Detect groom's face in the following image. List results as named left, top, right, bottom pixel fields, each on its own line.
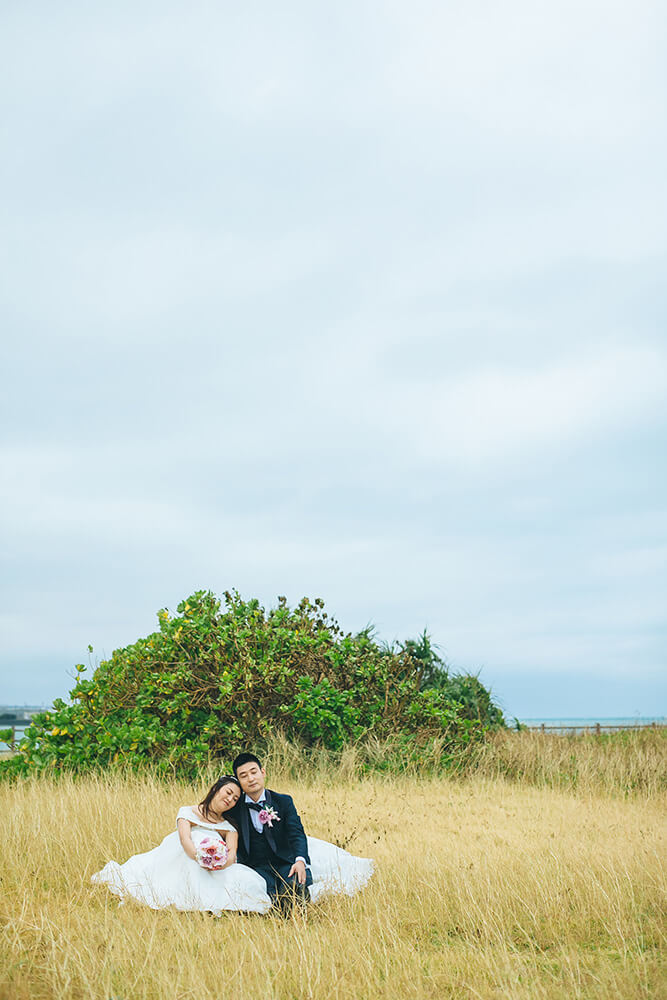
left=236, top=761, right=266, bottom=799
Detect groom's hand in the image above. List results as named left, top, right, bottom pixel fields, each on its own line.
left=288, top=859, right=307, bottom=884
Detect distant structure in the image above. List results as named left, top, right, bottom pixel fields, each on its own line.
left=0, top=706, right=45, bottom=723
left=0, top=707, right=44, bottom=748
left=0, top=709, right=34, bottom=726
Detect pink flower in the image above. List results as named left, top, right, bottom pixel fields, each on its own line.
left=258, top=806, right=280, bottom=828
left=195, top=836, right=228, bottom=871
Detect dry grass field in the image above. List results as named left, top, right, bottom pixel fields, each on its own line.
left=1, top=734, right=665, bottom=1000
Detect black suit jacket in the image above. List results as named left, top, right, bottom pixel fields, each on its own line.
left=230, top=789, right=310, bottom=868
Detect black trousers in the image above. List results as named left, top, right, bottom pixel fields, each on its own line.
left=254, top=861, right=313, bottom=902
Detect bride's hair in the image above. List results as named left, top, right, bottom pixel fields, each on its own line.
left=199, top=775, right=241, bottom=821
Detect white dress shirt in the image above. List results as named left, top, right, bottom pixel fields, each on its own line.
left=245, top=792, right=267, bottom=834
left=244, top=792, right=308, bottom=866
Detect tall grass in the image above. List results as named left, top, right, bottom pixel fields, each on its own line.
left=467, top=727, right=667, bottom=796
left=1, top=757, right=664, bottom=999
left=255, top=728, right=667, bottom=797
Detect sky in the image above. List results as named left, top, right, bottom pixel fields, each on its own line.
left=1, top=1, right=666, bottom=719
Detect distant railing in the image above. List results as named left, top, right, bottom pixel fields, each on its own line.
left=527, top=722, right=664, bottom=734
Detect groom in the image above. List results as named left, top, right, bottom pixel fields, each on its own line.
left=231, top=751, right=313, bottom=911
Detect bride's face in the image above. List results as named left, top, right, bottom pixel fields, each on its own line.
left=212, top=782, right=241, bottom=813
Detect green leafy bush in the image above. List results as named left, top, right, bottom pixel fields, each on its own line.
left=402, top=629, right=505, bottom=727
left=2, top=590, right=504, bottom=779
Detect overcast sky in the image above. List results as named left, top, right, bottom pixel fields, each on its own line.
left=2, top=1, right=666, bottom=718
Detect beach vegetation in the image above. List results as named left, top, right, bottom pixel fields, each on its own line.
left=0, top=590, right=504, bottom=779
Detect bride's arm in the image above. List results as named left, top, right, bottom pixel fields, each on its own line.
left=177, top=818, right=197, bottom=861
left=221, top=829, right=238, bottom=869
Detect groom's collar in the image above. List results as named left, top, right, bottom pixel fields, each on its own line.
left=244, top=789, right=269, bottom=804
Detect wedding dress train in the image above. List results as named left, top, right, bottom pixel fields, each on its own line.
left=92, top=806, right=374, bottom=915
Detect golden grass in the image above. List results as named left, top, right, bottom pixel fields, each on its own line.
left=229, top=727, right=667, bottom=800
left=1, top=766, right=665, bottom=1000
left=468, top=727, right=667, bottom=796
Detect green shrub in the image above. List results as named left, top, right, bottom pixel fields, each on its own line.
left=1, top=590, right=503, bottom=779
left=402, top=628, right=505, bottom=727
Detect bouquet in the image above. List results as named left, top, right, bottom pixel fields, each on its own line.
left=194, top=835, right=228, bottom=871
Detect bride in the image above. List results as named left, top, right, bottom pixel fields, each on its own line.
left=92, top=774, right=373, bottom=915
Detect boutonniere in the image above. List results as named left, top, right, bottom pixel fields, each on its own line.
left=257, top=805, right=280, bottom=827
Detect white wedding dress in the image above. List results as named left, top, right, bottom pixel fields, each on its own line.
left=92, top=806, right=374, bottom=915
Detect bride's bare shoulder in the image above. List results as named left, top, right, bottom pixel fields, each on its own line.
left=177, top=805, right=201, bottom=822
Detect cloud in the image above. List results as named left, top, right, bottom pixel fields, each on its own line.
left=0, top=2, right=665, bottom=714
left=411, top=346, right=667, bottom=463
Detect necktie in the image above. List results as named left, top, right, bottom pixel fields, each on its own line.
left=247, top=801, right=265, bottom=812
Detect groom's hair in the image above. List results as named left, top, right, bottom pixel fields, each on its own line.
left=232, top=751, right=262, bottom=776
